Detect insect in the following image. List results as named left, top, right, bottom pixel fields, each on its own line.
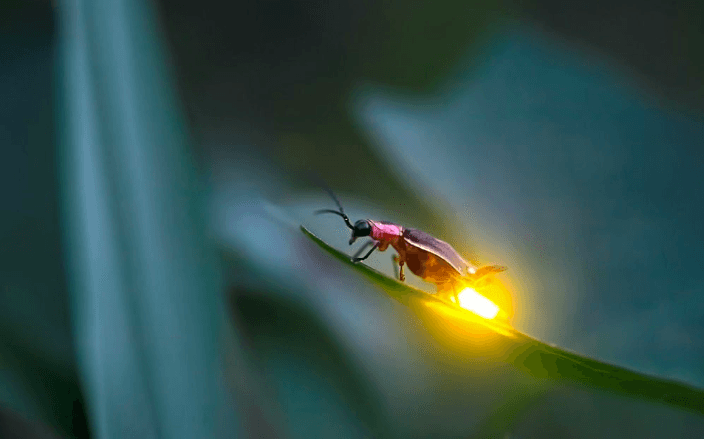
left=316, top=189, right=507, bottom=303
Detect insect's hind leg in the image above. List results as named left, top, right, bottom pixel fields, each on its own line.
left=437, top=282, right=461, bottom=305
left=392, top=255, right=405, bottom=281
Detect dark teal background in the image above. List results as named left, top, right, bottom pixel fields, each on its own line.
left=1, top=0, right=704, bottom=437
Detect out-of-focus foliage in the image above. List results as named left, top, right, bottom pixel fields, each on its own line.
left=54, top=0, right=245, bottom=437
left=2, top=0, right=704, bottom=437
left=513, top=0, right=704, bottom=111
left=0, top=1, right=88, bottom=437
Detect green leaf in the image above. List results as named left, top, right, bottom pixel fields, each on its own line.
left=301, top=225, right=704, bottom=416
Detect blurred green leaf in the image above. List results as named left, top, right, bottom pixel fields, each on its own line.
left=301, top=226, right=704, bottom=417
left=56, top=0, right=242, bottom=437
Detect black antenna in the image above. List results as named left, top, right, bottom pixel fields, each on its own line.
left=315, top=209, right=354, bottom=230
left=322, top=185, right=345, bottom=215
left=314, top=182, right=354, bottom=230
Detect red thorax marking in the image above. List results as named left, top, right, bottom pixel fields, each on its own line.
left=368, top=220, right=403, bottom=243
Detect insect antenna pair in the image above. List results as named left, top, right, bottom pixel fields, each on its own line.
left=315, top=187, right=354, bottom=230
left=315, top=188, right=373, bottom=246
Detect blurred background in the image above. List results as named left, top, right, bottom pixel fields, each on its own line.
left=1, top=0, right=704, bottom=437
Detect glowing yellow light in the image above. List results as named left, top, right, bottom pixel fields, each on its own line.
left=457, top=287, right=500, bottom=319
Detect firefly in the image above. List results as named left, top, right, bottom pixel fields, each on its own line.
left=316, top=190, right=507, bottom=304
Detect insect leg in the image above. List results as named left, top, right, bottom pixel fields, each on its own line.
left=352, top=242, right=379, bottom=263
left=352, top=241, right=373, bottom=260
left=392, top=255, right=406, bottom=281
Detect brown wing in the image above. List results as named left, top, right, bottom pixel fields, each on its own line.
left=402, top=228, right=471, bottom=276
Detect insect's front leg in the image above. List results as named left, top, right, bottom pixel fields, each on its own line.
left=392, top=254, right=405, bottom=281
left=352, top=241, right=379, bottom=263
left=352, top=241, right=373, bottom=260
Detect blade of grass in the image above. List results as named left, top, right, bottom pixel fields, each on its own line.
left=301, top=225, right=704, bottom=416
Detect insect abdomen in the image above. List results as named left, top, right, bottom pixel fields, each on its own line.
left=403, top=244, right=458, bottom=284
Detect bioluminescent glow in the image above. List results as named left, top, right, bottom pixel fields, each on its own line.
left=457, top=287, right=500, bottom=319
